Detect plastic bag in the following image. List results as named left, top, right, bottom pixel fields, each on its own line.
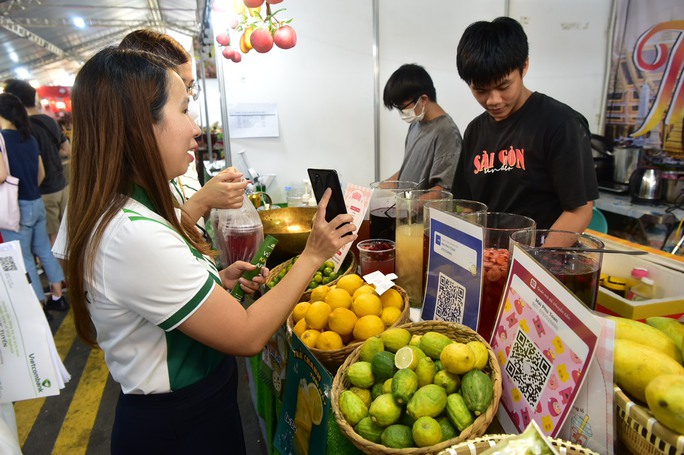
left=211, top=194, right=264, bottom=268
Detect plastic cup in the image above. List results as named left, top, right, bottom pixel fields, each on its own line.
left=357, top=239, right=396, bottom=276
left=368, top=180, right=418, bottom=241
left=510, top=229, right=604, bottom=310
left=460, top=212, right=536, bottom=341
left=394, top=189, right=453, bottom=308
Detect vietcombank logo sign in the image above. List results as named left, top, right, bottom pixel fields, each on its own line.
left=28, top=353, right=51, bottom=392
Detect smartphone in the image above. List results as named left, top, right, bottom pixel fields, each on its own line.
left=307, top=168, right=349, bottom=223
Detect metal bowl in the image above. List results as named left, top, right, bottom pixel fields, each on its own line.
left=259, top=207, right=317, bottom=265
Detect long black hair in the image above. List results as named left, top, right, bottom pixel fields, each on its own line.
left=0, top=92, right=33, bottom=141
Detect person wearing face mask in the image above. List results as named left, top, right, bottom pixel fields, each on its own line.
left=382, top=64, right=462, bottom=191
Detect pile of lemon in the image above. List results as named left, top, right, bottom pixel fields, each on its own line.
left=292, top=273, right=405, bottom=351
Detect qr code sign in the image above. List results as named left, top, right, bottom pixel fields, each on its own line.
left=505, top=328, right=551, bottom=409
left=0, top=256, right=17, bottom=272
left=434, top=272, right=465, bottom=323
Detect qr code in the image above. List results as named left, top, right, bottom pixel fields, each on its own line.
left=0, top=256, right=17, bottom=272
left=434, top=272, right=465, bottom=323
left=505, top=328, right=551, bottom=408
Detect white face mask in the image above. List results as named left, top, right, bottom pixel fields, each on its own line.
left=400, top=98, right=425, bottom=123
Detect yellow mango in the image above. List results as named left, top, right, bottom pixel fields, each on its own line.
left=608, top=316, right=682, bottom=364
left=614, top=339, right=684, bottom=403
left=645, top=375, right=684, bottom=434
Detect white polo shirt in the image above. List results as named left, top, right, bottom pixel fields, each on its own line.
left=68, top=187, right=225, bottom=394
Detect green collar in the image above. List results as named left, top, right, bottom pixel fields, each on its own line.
left=131, top=185, right=157, bottom=213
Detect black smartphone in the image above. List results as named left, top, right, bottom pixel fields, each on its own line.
left=307, top=168, right=348, bottom=223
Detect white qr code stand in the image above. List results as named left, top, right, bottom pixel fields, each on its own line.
left=490, top=245, right=613, bottom=455
left=421, top=208, right=613, bottom=454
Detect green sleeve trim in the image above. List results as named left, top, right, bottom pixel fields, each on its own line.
left=159, top=274, right=216, bottom=330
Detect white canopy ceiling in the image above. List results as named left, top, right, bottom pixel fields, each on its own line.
left=0, top=0, right=205, bottom=86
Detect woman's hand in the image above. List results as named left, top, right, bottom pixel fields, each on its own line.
left=182, top=167, right=248, bottom=224
left=220, top=261, right=270, bottom=296
left=302, top=188, right=357, bottom=264
left=199, top=167, right=247, bottom=210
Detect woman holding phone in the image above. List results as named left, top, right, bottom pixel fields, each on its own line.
left=63, top=47, right=356, bottom=454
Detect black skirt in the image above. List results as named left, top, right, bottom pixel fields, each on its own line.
left=110, top=356, right=246, bottom=455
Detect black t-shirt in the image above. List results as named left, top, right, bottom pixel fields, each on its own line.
left=452, top=92, right=599, bottom=229
left=30, top=114, right=67, bottom=194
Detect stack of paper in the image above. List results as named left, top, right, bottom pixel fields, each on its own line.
left=0, top=241, right=70, bottom=403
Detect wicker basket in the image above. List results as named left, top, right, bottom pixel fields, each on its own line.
left=614, top=384, right=684, bottom=455
left=331, top=320, right=503, bottom=455
left=438, top=434, right=599, bottom=455
left=287, top=285, right=411, bottom=373
left=267, top=251, right=358, bottom=302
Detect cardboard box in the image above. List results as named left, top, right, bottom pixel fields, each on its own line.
left=596, top=251, right=684, bottom=320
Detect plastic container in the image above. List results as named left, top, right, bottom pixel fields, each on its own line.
left=627, top=277, right=655, bottom=301
left=625, top=267, right=649, bottom=294
left=603, top=276, right=628, bottom=298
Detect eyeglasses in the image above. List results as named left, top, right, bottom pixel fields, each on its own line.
left=187, top=81, right=201, bottom=101
left=396, top=96, right=420, bottom=111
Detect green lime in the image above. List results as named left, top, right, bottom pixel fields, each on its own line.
left=359, top=337, right=384, bottom=363
left=323, top=267, right=333, bottom=276
left=325, top=260, right=334, bottom=269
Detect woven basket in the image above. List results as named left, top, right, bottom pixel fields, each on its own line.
left=287, top=285, right=411, bottom=373
left=331, top=320, right=503, bottom=455
left=438, top=434, right=598, bottom=455
left=267, top=251, right=358, bottom=301
left=614, top=384, right=684, bottom=455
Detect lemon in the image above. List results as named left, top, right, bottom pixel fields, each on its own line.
left=328, top=307, right=358, bottom=337
left=293, top=318, right=308, bottom=338
left=380, top=288, right=404, bottom=309
left=336, top=274, right=364, bottom=295
left=305, top=301, right=332, bottom=331
left=350, top=386, right=373, bottom=408
left=382, top=378, right=393, bottom=394
left=380, top=327, right=412, bottom=352
left=301, top=329, right=321, bottom=349
left=352, top=284, right=377, bottom=300
left=309, top=285, right=330, bottom=303
left=353, top=315, right=386, bottom=341
left=308, top=383, right=324, bottom=425
left=346, top=361, right=375, bottom=388
left=352, top=293, right=383, bottom=318
left=315, top=331, right=344, bottom=350
left=381, top=306, right=402, bottom=327
left=359, top=336, right=385, bottom=363
left=409, top=334, right=422, bottom=348
left=369, top=394, right=403, bottom=427
left=415, top=357, right=437, bottom=388
left=467, top=341, right=489, bottom=370
left=324, top=288, right=352, bottom=310
left=440, top=342, right=476, bottom=375
left=292, top=301, right=311, bottom=323
left=395, top=345, right=426, bottom=370
left=412, top=416, right=443, bottom=447
left=433, top=370, right=460, bottom=394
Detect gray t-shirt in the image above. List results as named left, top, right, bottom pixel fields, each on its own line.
left=398, top=113, right=462, bottom=190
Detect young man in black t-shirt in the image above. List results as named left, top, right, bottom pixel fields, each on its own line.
left=451, top=17, right=598, bottom=230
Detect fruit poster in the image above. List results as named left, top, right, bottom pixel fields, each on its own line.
left=274, top=334, right=331, bottom=455
left=422, top=207, right=483, bottom=329
left=329, top=183, right=372, bottom=273
left=493, top=245, right=601, bottom=438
